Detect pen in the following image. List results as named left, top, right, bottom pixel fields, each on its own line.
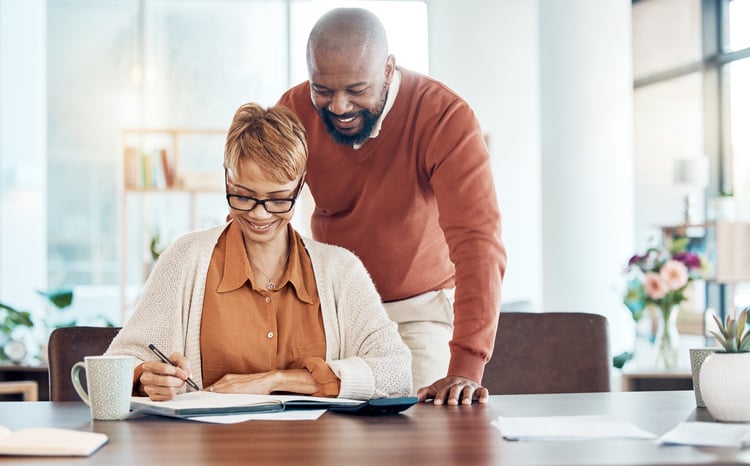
left=148, top=343, right=200, bottom=391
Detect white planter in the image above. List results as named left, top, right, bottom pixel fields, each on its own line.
left=699, top=352, right=750, bottom=422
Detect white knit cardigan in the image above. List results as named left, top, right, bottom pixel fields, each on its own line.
left=107, top=223, right=412, bottom=400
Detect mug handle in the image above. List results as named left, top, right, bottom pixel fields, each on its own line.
left=71, top=361, right=90, bottom=406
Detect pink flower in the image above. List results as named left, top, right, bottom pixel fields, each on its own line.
left=660, top=259, right=689, bottom=290
left=643, top=272, right=668, bottom=300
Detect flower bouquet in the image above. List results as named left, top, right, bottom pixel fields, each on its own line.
left=623, top=237, right=708, bottom=368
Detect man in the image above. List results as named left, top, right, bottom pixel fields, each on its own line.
left=278, top=8, right=506, bottom=406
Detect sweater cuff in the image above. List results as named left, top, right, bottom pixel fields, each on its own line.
left=327, top=358, right=375, bottom=400
left=447, top=348, right=486, bottom=384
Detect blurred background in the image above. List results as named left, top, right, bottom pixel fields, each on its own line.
left=1, top=0, right=749, bottom=364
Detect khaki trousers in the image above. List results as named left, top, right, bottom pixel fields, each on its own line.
left=383, top=289, right=455, bottom=395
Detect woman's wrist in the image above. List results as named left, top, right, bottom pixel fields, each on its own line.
left=270, top=370, right=285, bottom=392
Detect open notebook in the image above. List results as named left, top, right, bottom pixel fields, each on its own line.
left=131, top=391, right=365, bottom=418
left=0, top=425, right=108, bottom=457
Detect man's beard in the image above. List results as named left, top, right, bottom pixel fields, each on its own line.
left=316, top=106, right=382, bottom=146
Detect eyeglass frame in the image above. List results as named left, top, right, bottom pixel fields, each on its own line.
left=224, top=169, right=306, bottom=214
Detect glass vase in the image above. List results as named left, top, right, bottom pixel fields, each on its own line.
left=654, top=304, right=680, bottom=369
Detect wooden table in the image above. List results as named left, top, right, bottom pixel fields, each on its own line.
left=2, top=391, right=750, bottom=465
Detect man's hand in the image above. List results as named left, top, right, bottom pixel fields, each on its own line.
left=417, top=376, right=489, bottom=406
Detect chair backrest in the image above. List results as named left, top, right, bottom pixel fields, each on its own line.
left=47, top=326, right=122, bottom=401
left=483, top=312, right=611, bottom=394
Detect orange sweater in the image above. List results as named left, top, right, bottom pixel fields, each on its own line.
left=279, top=67, right=507, bottom=383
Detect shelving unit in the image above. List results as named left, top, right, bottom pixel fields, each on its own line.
left=118, top=128, right=226, bottom=322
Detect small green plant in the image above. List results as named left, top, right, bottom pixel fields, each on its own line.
left=708, top=308, right=750, bottom=352
left=0, top=303, right=33, bottom=337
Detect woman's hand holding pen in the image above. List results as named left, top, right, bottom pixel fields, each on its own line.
left=140, top=352, right=194, bottom=401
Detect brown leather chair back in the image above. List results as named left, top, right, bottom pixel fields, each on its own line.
left=483, top=312, right=610, bottom=394
left=47, top=326, right=122, bottom=401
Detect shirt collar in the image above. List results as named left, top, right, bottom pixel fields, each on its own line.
left=217, top=222, right=314, bottom=304
left=352, top=68, right=401, bottom=150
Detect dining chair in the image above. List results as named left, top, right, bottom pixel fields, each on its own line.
left=47, top=326, right=121, bottom=401
left=483, top=312, right=611, bottom=394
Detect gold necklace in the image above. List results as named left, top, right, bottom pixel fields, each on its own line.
left=249, top=249, right=290, bottom=291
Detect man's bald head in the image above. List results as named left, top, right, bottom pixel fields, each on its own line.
left=304, top=8, right=396, bottom=146
left=307, top=8, right=389, bottom=70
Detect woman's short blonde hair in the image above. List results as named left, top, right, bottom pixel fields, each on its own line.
left=224, top=103, right=307, bottom=183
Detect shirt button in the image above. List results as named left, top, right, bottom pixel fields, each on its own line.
left=267, top=332, right=274, bottom=339
left=265, top=297, right=271, bottom=303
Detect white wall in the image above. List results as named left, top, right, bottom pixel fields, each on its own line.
left=0, top=0, right=47, bottom=308
left=427, top=0, right=635, bottom=355
left=427, top=0, right=543, bottom=309
left=538, top=0, right=635, bottom=355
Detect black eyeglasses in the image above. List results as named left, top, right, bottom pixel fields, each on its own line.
left=225, top=173, right=305, bottom=214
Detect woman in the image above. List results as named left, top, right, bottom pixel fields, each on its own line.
left=107, top=103, right=411, bottom=401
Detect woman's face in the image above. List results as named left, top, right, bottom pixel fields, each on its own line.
left=225, top=159, right=301, bottom=247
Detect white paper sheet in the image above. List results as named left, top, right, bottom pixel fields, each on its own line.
left=492, top=415, right=657, bottom=441
left=658, top=422, right=750, bottom=447
left=185, top=409, right=328, bottom=424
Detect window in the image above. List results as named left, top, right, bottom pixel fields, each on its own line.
left=725, top=0, right=750, bottom=51
left=40, top=0, right=428, bottom=324
left=633, top=0, right=750, bottom=315
left=632, top=0, right=705, bottom=245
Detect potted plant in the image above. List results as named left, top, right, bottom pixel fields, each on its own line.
left=699, top=308, right=750, bottom=422
left=0, top=302, right=34, bottom=363
left=0, top=288, right=75, bottom=364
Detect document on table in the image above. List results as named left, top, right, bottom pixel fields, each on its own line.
left=492, top=415, right=657, bottom=441
left=187, top=409, right=328, bottom=424
left=658, top=422, right=750, bottom=447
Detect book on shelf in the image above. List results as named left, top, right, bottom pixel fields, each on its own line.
left=0, top=425, right=108, bottom=457
left=141, top=152, right=153, bottom=188
left=159, top=148, right=175, bottom=187
left=123, top=146, right=175, bottom=189
left=123, top=146, right=139, bottom=188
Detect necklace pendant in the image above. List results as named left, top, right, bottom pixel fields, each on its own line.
left=267, top=283, right=275, bottom=290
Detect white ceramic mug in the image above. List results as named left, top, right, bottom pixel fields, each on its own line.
left=71, top=355, right=134, bottom=420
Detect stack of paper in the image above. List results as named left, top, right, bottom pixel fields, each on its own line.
left=492, top=415, right=657, bottom=441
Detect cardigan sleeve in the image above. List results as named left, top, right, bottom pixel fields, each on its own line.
left=105, top=227, right=220, bottom=392
left=318, top=247, right=412, bottom=399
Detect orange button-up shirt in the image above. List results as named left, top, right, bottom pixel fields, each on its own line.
left=200, top=222, right=340, bottom=396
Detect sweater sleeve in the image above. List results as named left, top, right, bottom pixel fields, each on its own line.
left=424, top=98, right=507, bottom=383
left=105, top=227, right=219, bottom=392
left=105, top=236, right=189, bottom=364
left=320, top=248, right=413, bottom=400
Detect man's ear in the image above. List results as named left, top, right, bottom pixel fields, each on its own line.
left=385, top=54, right=396, bottom=81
